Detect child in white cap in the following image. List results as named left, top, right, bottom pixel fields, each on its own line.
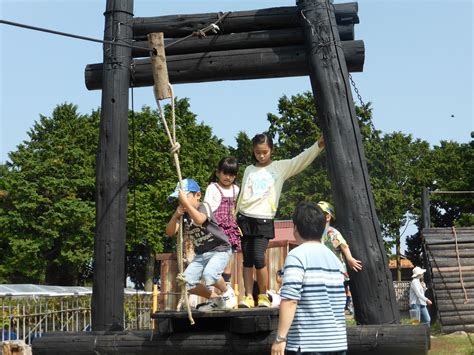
left=409, top=266, right=432, bottom=326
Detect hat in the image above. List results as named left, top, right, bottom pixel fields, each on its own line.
left=317, top=201, right=336, bottom=221
left=168, top=179, right=200, bottom=200
left=412, top=266, right=426, bottom=278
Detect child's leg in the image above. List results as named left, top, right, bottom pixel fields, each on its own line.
left=222, top=261, right=232, bottom=283
left=254, top=237, right=269, bottom=293
left=243, top=267, right=254, bottom=297
left=241, top=236, right=255, bottom=297
left=201, top=250, right=231, bottom=291
left=213, top=276, right=228, bottom=294
left=183, top=255, right=205, bottom=292
left=189, top=283, right=213, bottom=299
left=256, top=266, right=268, bottom=294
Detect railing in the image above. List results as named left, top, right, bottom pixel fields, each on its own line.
left=1, top=293, right=152, bottom=345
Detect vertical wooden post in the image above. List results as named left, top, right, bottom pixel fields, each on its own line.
left=92, top=0, right=134, bottom=331
left=297, top=0, right=399, bottom=324
left=421, top=187, right=430, bottom=229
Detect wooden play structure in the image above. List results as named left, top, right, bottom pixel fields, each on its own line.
left=421, top=188, right=474, bottom=334
left=33, top=0, right=431, bottom=353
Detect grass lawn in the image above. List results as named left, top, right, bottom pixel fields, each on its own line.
left=429, top=334, right=473, bottom=355
left=429, top=322, right=474, bottom=355
left=345, top=317, right=474, bottom=354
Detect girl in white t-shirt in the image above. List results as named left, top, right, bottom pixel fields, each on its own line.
left=204, top=157, right=241, bottom=285
left=236, top=132, right=324, bottom=308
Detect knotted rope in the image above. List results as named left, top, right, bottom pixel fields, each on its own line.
left=154, top=83, right=195, bottom=325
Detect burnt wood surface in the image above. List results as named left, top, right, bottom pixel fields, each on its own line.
left=297, top=0, right=399, bottom=324
left=92, top=0, right=133, bottom=331
left=132, top=3, right=359, bottom=39
left=86, top=40, right=364, bottom=90
left=32, top=324, right=429, bottom=355
left=132, top=27, right=355, bottom=57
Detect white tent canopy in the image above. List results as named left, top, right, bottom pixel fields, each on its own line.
left=0, top=284, right=148, bottom=297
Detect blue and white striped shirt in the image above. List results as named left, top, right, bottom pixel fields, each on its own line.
left=280, top=242, right=347, bottom=352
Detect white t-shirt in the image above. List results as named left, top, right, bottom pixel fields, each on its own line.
left=236, top=142, right=322, bottom=219
left=204, top=183, right=240, bottom=212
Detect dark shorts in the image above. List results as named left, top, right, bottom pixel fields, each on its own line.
left=236, top=213, right=275, bottom=239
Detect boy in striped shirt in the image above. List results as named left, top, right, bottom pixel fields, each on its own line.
left=272, top=201, right=347, bottom=355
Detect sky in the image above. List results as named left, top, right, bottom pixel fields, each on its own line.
left=0, top=0, right=473, bottom=249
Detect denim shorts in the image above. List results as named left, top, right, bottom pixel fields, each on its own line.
left=184, top=249, right=231, bottom=289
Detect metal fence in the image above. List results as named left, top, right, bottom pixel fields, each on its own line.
left=1, top=293, right=152, bottom=345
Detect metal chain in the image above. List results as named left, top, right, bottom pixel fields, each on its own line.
left=348, top=73, right=365, bottom=108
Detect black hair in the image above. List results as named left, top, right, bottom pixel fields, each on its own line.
left=251, top=132, right=274, bottom=163
left=292, top=201, right=326, bottom=241
left=208, top=156, right=239, bottom=184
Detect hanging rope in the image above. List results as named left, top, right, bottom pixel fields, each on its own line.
left=452, top=226, right=469, bottom=304
left=154, top=83, right=194, bottom=325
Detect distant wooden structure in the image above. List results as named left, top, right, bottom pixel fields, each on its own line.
left=423, top=227, right=474, bottom=333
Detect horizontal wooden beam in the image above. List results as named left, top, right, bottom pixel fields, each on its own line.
left=424, top=235, right=474, bottom=245
left=132, top=3, right=359, bottom=39
left=133, top=27, right=354, bottom=58
left=32, top=325, right=429, bottom=355
left=85, top=40, right=364, bottom=90
left=442, top=324, right=474, bottom=333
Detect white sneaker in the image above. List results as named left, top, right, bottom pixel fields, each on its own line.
left=197, top=297, right=225, bottom=312
left=222, top=286, right=237, bottom=309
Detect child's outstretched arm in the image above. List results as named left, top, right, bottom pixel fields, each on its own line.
left=165, top=206, right=185, bottom=236
left=279, top=134, right=325, bottom=179
left=340, top=244, right=363, bottom=272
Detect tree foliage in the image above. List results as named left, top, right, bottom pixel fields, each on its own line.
left=1, top=93, right=471, bottom=287
left=0, top=99, right=228, bottom=287
left=0, top=104, right=98, bottom=284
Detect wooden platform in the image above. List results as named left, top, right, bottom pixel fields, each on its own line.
left=152, top=307, right=279, bottom=335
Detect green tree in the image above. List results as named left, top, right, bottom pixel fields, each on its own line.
left=365, top=131, right=432, bottom=279
left=406, top=140, right=474, bottom=266
left=0, top=104, right=98, bottom=284
left=0, top=99, right=228, bottom=288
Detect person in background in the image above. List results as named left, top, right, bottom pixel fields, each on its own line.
left=272, top=201, right=347, bottom=355
left=409, top=266, right=432, bottom=326
left=236, top=132, right=325, bottom=308
left=317, top=201, right=362, bottom=313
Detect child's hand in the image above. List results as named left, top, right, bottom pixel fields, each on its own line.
left=175, top=205, right=185, bottom=217
left=317, top=135, right=325, bottom=149
left=177, top=189, right=189, bottom=206
left=347, top=257, right=362, bottom=272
